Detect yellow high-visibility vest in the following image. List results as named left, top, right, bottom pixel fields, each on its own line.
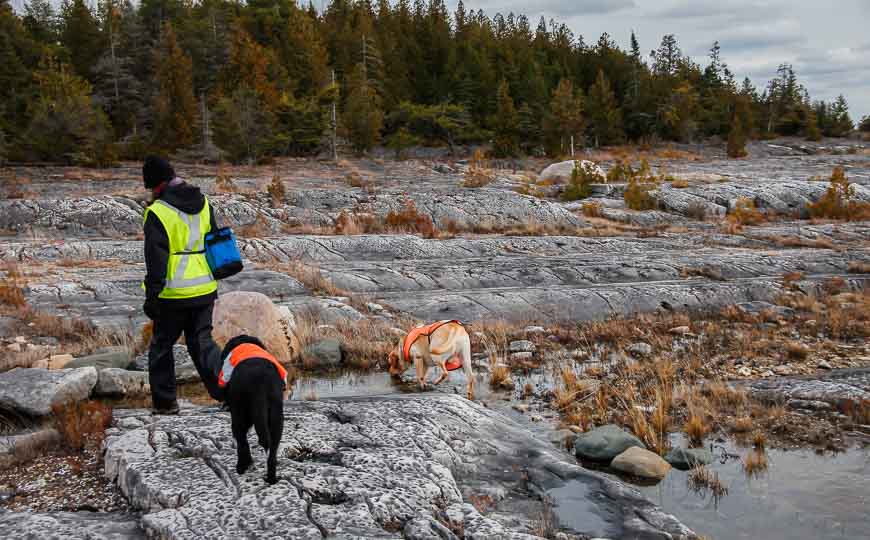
left=143, top=198, right=217, bottom=299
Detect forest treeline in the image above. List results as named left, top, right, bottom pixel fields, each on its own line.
left=1, top=0, right=868, bottom=165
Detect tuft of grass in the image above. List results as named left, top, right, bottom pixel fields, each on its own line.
left=670, top=178, right=690, bottom=188
left=51, top=400, right=113, bottom=451
left=742, top=449, right=768, bottom=478
left=267, top=174, right=286, bottom=206
left=277, top=262, right=348, bottom=297
left=728, top=197, right=764, bottom=228
left=688, top=465, right=729, bottom=505
left=463, top=149, right=496, bottom=188
left=683, top=412, right=709, bottom=447
left=385, top=200, right=438, bottom=239
left=0, top=263, right=27, bottom=307
left=731, top=416, right=753, bottom=433
left=784, top=340, right=809, bottom=360
left=752, top=431, right=767, bottom=450
left=807, top=166, right=870, bottom=221
left=581, top=201, right=603, bottom=218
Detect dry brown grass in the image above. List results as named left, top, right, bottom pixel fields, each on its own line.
left=784, top=340, right=809, bottom=360
left=215, top=165, right=237, bottom=193
left=385, top=200, right=438, bottom=238
left=688, top=465, right=728, bottom=504
left=807, top=166, right=870, bottom=221
left=581, top=201, right=603, bottom=218
left=680, top=266, right=726, bottom=281
left=0, top=263, right=26, bottom=307
left=765, top=235, right=837, bottom=250
left=670, top=178, right=690, bottom=188
left=731, top=416, right=754, bottom=433
left=463, top=149, right=496, bottom=188
left=727, top=197, right=765, bottom=228
left=267, top=174, right=286, bottom=205
left=51, top=400, right=113, bottom=451
left=742, top=449, right=768, bottom=477
left=683, top=412, right=710, bottom=447
left=782, top=271, right=804, bottom=290
left=274, top=262, right=348, bottom=297
left=752, top=431, right=767, bottom=450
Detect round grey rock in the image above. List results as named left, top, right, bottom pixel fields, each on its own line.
left=303, top=338, right=344, bottom=369
left=0, top=367, right=98, bottom=416
left=574, top=424, right=645, bottom=462
left=664, top=447, right=714, bottom=470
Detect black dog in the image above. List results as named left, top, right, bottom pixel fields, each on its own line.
left=220, top=335, right=286, bottom=484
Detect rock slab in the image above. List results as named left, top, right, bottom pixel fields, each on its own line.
left=94, top=369, right=150, bottom=398
left=0, top=510, right=145, bottom=539
left=0, top=367, right=98, bottom=416
left=104, top=395, right=695, bottom=539
left=574, top=424, right=646, bottom=462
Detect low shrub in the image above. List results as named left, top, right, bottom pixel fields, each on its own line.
left=807, top=166, right=870, bottom=220
left=52, top=400, right=113, bottom=451
left=463, top=149, right=495, bottom=188
left=728, top=197, right=764, bottom=227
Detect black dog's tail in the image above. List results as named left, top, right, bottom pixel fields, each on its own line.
left=252, top=391, right=272, bottom=450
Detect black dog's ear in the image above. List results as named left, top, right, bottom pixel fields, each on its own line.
left=221, top=335, right=268, bottom=360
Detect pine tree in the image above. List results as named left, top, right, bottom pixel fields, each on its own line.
left=23, top=0, right=58, bottom=44
left=491, top=78, right=518, bottom=157
left=212, top=85, right=275, bottom=164
left=60, top=0, right=104, bottom=81
left=828, top=95, right=853, bottom=137
left=517, top=103, right=542, bottom=155
left=586, top=69, right=623, bottom=146
left=151, top=22, right=197, bottom=152
left=23, top=53, right=114, bottom=165
left=859, top=115, right=870, bottom=134
left=804, top=107, right=822, bottom=141
left=344, top=62, right=383, bottom=153
left=545, top=78, right=584, bottom=156
left=727, top=97, right=750, bottom=158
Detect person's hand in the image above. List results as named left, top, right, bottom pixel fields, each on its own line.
left=143, top=298, right=160, bottom=320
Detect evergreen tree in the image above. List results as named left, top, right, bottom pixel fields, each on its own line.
left=517, top=103, right=542, bottom=155
left=23, top=0, right=58, bottom=44
left=60, top=0, right=104, bottom=81
left=859, top=115, right=870, bottom=134
left=344, top=62, right=383, bottom=153
left=586, top=69, right=623, bottom=146
left=212, top=85, right=275, bottom=164
left=827, top=95, right=853, bottom=137
left=151, top=22, right=197, bottom=152
left=23, top=53, right=114, bottom=165
left=727, top=96, right=750, bottom=157
left=545, top=78, right=584, bottom=156
left=804, top=107, right=822, bottom=141
left=491, top=78, right=518, bottom=157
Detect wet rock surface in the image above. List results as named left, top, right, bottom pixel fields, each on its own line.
left=103, top=395, right=695, bottom=539
left=0, top=510, right=145, bottom=539
left=745, top=368, right=870, bottom=405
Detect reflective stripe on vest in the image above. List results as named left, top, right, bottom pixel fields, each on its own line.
left=218, top=343, right=288, bottom=387
left=143, top=198, right=216, bottom=299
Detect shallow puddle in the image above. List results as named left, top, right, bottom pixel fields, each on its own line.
left=637, top=440, right=870, bottom=540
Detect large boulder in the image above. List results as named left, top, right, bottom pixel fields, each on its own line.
left=611, top=446, right=672, bottom=480
left=94, top=368, right=150, bottom=398
left=540, top=160, right=605, bottom=183
left=212, top=291, right=301, bottom=364
left=0, top=367, right=98, bottom=416
left=574, top=424, right=645, bottom=462
left=302, top=339, right=344, bottom=369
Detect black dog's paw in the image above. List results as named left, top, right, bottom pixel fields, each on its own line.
left=265, top=474, right=278, bottom=485
left=236, top=457, right=253, bottom=475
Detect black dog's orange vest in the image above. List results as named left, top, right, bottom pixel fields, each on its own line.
left=218, top=343, right=287, bottom=387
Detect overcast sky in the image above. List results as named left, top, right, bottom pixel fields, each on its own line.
left=450, top=0, right=870, bottom=122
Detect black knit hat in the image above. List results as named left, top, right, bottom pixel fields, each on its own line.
left=142, top=156, right=175, bottom=189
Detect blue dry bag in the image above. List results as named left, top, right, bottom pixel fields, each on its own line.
left=204, top=227, right=243, bottom=280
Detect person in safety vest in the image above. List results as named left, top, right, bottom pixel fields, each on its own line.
left=142, top=156, right=223, bottom=414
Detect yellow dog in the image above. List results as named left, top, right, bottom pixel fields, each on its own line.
left=388, top=320, right=474, bottom=399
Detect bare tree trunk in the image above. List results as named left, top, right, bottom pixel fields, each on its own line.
left=331, top=70, right=338, bottom=162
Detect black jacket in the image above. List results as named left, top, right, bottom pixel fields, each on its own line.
left=144, top=181, right=218, bottom=307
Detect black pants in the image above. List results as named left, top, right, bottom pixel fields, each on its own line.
left=149, top=302, right=223, bottom=406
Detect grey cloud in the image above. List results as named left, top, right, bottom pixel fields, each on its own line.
left=651, top=0, right=783, bottom=20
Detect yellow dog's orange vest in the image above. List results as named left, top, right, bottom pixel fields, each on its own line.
left=218, top=343, right=287, bottom=388
left=402, top=320, right=464, bottom=371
